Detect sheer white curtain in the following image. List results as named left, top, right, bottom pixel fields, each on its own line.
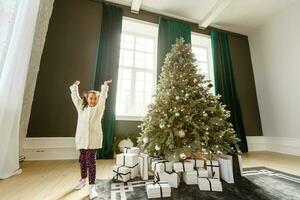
left=0, top=0, right=40, bottom=179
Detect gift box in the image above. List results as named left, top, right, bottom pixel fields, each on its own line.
left=112, top=165, right=131, bottom=182
left=116, top=153, right=138, bottom=168
left=183, top=170, right=197, bottom=185
left=129, top=164, right=139, bottom=179
left=198, top=178, right=222, bottom=191
left=123, top=147, right=140, bottom=154
left=151, top=160, right=174, bottom=174
left=154, top=171, right=180, bottom=188
left=146, top=181, right=171, bottom=199
left=139, top=153, right=149, bottom=180
left=218, top=155, right=234, bottom=183
left=186, top=159, right=205, bottom=169
left=173, top=160, right=194, bottom=172
left=183, top=168, right=208, bottom=185
left=206, top=160, right=220, bottom=179
left=148, top=157, right=163, bottom=171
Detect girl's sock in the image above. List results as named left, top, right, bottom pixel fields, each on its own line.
left=74, top=178, right=86, bottom=190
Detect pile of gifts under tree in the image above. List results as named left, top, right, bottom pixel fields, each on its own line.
left=112, top=147, right=236, bottom=199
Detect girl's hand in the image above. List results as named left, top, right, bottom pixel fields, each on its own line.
left=104, top=80, right=112, bottom=85
left=74, top=80, right=80, bottom=85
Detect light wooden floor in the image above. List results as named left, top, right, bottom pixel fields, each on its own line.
left=0, top=151, right=299, bottom=200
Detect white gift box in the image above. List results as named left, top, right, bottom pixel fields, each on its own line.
left=148, top=157, right=163, bottom=171
left=123, top=147, right=140, bottom=154
left=154, top=172, right=180, bottom=188
left=129, top=164, right=139, bottom=179
left=173, top=160, right=194, bottom=172
left=198, top=178, right=223, bottom=191
left=218, top=155, right=234, bottom=183
left=186, top=159, right=205, bottom=169
left=206, top=160, right=220, bottom=179
left=197, top=168, right=209, bottom=178
left=116, top=153, right=138, bottom=168
left=183, top=170, right=198, bottom=185
left=146, top=181, right=171, bottom=199
left=139, top=153, right=149, bottom=180
left=151, top=160, right=174, bottom=174
left=112, top=165, right=131, bottom=182
left=183, top=168, right=208, bottom=185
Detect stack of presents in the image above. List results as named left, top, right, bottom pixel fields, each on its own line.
left=112, top=147, right=236, bottom=199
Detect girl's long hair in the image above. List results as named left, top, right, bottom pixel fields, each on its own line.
left=82, top=90, right=100, bottom=110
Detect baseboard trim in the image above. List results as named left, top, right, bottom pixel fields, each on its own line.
left=23, top=137, right=79, bottom=160
left=23, top=136, right=300, bottom=160
left=246, top=136, right=300, bottom=156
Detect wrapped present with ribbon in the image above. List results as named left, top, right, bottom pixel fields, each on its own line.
left=116, top=153, right=139, bottom=168
left=183, top=168, right=208, bottom=185
left=123, top=146, right=140, bottom=154
left=173, top=159, right=194, bottom=173
left=139, top=153, right=149, bottom=180
left=186, top=159, right=205, bottom=169
left=206, top=160, right=220, bottom=179
left=129, top=163, right=139, bottom=179
left=154, top=170, right=180, bottom=188
left=146, top=180, right=171, bottom=199
left=218, top=155, right=234, bottom=183
left=198, top=177, right=222, bottom=191
left=148, top=157, right=163, bottom=171
left=112, top=165, right=131, bottom=182
left=151, top=160, right=174, bottom=174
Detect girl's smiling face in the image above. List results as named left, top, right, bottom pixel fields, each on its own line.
left=86, top=92, right=99, bottom=107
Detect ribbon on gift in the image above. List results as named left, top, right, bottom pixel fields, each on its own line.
left=149, top=156, right=163, bottom=167
left=113, top=165, right=131, bottom=181
left=153, top=160, right=168, bottom=172
left=174, top=159, right=192, bottom=172
left=152, top=172, right=163, bottom=198
left=206, top=178, right=212, bottom=191
left=121, top=154, right=139, bottom=168
left=122, top=155, right=126, bottom=166
left=206, top=160, right=219, bottom=178
left=161, top=161, right=181, bottom=177
left=124, top=147, right=130, bottom=153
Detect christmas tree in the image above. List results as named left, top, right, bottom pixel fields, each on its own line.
left=137, top=38, right=240, bottom=160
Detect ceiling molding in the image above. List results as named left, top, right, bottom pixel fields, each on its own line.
left=199, top=0, right=233, bottom=29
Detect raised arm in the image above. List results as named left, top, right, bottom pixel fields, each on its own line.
left=69, top=80, right=83, bottom=111
left=96, top=80, right=112, bottom=110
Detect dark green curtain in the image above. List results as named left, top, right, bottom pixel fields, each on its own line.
left=157, top=17, right=191, bottom=77
left=92, top=3, right=123, bottom=159
left=211, top=29, right=248, bottom=152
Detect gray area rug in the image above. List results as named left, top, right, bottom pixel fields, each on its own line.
left=95, top=167, right=300, bottom=200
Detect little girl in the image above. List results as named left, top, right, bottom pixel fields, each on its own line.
left=69, top=79, right=112, bottom=200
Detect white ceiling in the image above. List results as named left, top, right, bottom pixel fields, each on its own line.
left=106, top=0, right=298, bottom=35
left=213, top=0, right=298, bottom=34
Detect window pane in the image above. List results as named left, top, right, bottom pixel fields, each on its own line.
left=116, top=19, right=157, bottom=117
left=122, top=68, right=131, bottom=79
left=135, top=81, right=144, bottom=92
left=136, top=71, right=144, bottom=81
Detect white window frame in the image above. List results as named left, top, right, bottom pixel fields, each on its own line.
left=191, top=32, right=215, bottom=94
left=116, top=17, right=158, bottom=121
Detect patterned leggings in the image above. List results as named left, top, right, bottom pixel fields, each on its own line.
left=79, top=149, right=97, bottom=184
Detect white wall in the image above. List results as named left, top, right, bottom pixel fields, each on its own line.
left=249, top=1, right=300, bottom=140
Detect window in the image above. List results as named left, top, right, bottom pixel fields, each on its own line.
left=191, top=32, right=215, bottom=93
left=0, top=0, right=20, bottom=76
left=116, top=18, right=158, bottom=120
